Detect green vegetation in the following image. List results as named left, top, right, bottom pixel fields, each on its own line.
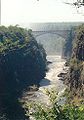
left=0, top=25, right=47, bottom=92
left=0, top=25, right=47, bottom=119
left=24, top=89, right=84, bottom=120
left=64, top=24, right=84, bottom=98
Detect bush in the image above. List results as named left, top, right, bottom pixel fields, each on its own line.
left=24, top=89, right=84, bottom=120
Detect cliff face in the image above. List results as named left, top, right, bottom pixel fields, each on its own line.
left=0, top=26, right=47, bottom=119
left=63, top=27, right=75, bottom=58
left=0, top=26, right=47, bottom=95
left=65, top=25, right=84, bottom=97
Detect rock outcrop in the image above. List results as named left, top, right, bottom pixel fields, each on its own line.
left=65, top=24, right=84, bottom=97
left=0, top=26, right=47, bottom=119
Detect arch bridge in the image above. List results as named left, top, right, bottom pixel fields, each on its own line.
left=32, top=30, right=71, bottom=39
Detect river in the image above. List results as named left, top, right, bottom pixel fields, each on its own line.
left=32, top=55, right=66, bottom=104
left=27, top=55, right=67, bottom=120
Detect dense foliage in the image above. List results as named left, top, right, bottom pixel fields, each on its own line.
left=65, top=24, right=84, bottom=97
left=25, top=89, right=84, bottom=120
left=0, top=26, right=47, bottom=119
left=0, top=25, right=47, bottom=94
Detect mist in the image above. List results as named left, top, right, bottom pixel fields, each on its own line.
left=36, top=33, right=64, bottom=55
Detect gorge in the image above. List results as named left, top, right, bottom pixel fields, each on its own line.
left=0, top=22, right=84, bottom=120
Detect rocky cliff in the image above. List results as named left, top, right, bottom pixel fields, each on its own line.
left=0, top=26, right=47, bottom=119
left=65, top=24, right=84, bottom=97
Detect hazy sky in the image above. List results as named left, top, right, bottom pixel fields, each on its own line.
left=1, top=0, right=84, bottom=25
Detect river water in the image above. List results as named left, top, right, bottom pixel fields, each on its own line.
left=36, top=55, right=66, bottom=103
left=28, top=55, right=66, bottom=120
left=26, top=55, right=67, bottom=106
left=28, top=55, right=67, bottom=120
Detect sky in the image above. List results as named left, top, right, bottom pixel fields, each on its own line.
left=1, top=0, right=84, bottom=26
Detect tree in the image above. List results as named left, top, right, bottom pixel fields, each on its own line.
left=64, top=0, right=84, bottom=8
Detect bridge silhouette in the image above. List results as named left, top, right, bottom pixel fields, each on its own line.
left=32, top=30, right=71, bottom=39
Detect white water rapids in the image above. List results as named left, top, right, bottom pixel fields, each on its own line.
left=28, top=55, right=67, bottom=120
left=34, top=55, right=66, bottom=104
left=25, top=55, right=67, bottom=106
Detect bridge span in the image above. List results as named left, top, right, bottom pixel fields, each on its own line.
left=32, top=30, right=71, bottom=39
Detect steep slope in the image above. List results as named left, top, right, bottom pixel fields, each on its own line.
left=65, top=24, right=84, bottom=97
left=0, top=26, right=47, bottom=119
